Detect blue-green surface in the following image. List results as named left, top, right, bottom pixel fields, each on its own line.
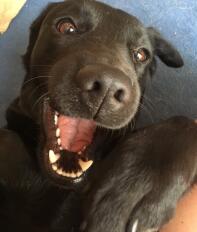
left=0, top=0, right=197, bottom=127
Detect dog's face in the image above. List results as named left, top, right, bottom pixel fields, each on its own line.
left=18, top=0, right=183, bottom=187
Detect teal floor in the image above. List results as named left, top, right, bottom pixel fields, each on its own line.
left=0, top=0, right=197, bottom=127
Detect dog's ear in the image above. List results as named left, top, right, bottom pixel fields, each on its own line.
left=23, top=3, right=58, bottom=71
left=147, top=27, right=184, bottom=68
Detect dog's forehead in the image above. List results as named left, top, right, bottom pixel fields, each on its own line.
left=44, top=0, right=148, bottom=44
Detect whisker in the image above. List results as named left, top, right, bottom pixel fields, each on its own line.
left=32, top=92, right=49, bottom=111
left=28, top=82, right=47, bottom=99
left=107, top=127, right=115, bottom=139
left=120, top=123, right=130, bottom=137
left=130, top=118, right=136, bottom=131
left=22, top=76, right=52, bottom=88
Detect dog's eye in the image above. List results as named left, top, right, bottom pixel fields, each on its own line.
left=133, top=48, right=149, bottom=63
left=57, top=19, right=77, bottom=34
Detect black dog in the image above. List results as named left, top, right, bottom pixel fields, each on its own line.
left=1, top=0, right=193, bottom=231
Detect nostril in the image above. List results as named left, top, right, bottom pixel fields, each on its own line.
left=86, top=80, right=101, bottom=92
left=114, top=89, right=125, bottom=103
left=92, top=80, right=101, bottom=91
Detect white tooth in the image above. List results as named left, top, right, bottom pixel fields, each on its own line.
left=78, top=159, right=93, bottom=172
left=56, top=128, right=60, bottom=137
left=57, top=138, right=61, bottom=145
left=83, top=146, right=86, bottom=151
left=49, top=150, right=60, bottom=163
left=56, top=168, right=63, bottom=175
left=76, top=171, right=83, bottom=177
left=70, top=172, right=77, bottom=178
left=62, top=171, right=67, bottom=177
left=132, top=220, right=139, bottom=232
left=65, top=172, right=71, bottom=177
left=62, top=172, right=82, bottom=178
left=60, top=146, right=63, bottom=150
left=52, top=164, right=58, bottom=171
left=55, top=111, right=59, bottom=116
left=78, top=151, right=82, bottom=155
left=54, top=115, right=58, bottom=125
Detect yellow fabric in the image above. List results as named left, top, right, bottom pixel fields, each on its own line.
left=0, top=0, right=26, bottom=33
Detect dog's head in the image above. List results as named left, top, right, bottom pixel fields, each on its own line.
left=9, top=0, right=183, bottom=187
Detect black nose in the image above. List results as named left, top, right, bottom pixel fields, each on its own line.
left=76, top=64, right=131, bottom=104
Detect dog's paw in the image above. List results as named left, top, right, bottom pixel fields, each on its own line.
left=130, top=219, right=158, bottom=232
left=126, top=199, right=174, bottom=232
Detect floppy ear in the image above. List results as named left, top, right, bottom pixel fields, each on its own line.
left=23, top=3, right=58, bottom=71
left=147, top=27, right=184, bottom=68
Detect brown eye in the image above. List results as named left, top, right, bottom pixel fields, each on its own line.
left=133, top=48, right=149, bottom=63
left=57, top=19, right=77, bottom=34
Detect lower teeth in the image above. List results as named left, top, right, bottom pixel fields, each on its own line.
left=48, top=149, right=93, bottom=178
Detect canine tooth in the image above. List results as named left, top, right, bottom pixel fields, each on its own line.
left=78, top=159, right=93, bottom=172
left=56, top=168, right=63, bottom=175
left=56, top=128, right=60, bottom=137
left=49, top=150, right=60, bottom=163
left=54, top=115, right=58, bottom=125
left=52, top=164, right=58, bottom=171
left=76, top=171, right=83, bottom=177
left=57, top=138, right=61, bottom=145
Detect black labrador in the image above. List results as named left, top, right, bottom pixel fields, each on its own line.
left=1, top=0, right=196, bottom=231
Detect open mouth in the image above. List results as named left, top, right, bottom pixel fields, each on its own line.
left=43, top=100, right=96, bottom=182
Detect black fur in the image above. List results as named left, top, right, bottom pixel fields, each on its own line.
left=81, top=116, right=197, bottom=232
left=1, top=1, right=194, bottom=232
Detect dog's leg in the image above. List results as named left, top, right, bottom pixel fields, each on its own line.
left=82, top=117, right=197, bottom=232
left=80, top=147, right=153, bottom=232
left=126, top=176, right=187, bottom=232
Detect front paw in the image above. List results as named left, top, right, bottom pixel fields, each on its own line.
left=127, top=199, right=174, bottom=232
left=129, top=219, right=158, bottom=232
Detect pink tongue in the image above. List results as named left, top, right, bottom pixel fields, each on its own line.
left=57, top=116, right=96, bottom=152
